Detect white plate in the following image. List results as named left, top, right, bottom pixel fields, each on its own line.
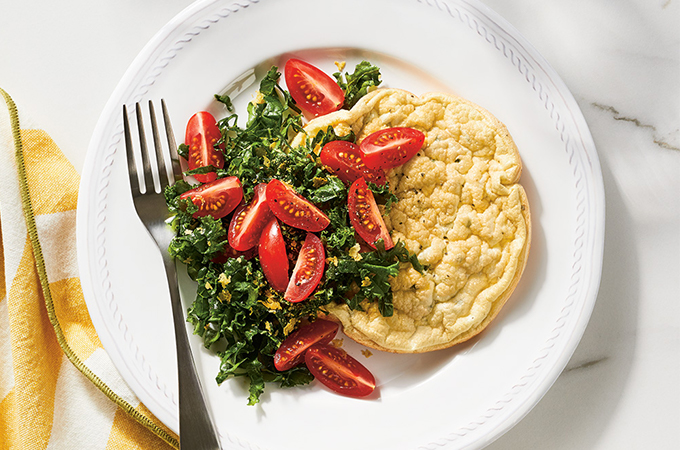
left=76, top=0, right=605, bottom=449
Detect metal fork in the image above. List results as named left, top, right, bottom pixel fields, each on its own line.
left=123, top=100, right=221, bottom=449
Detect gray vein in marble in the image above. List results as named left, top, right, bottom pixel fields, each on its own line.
left=592, top=102, right=680, bottom=151
left=564, top=356, right=609, bottom=373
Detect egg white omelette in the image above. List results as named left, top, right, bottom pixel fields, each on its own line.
left=292, top=88, right=531, bottom=353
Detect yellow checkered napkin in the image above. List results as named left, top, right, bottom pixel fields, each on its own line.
left=0, top=89, right=178, bottom=449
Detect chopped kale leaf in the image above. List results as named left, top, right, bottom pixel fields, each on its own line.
left=333, top=60, right=382, bottom=109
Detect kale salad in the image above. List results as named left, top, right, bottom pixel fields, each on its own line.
left=164, top=59, right=424, bottom=404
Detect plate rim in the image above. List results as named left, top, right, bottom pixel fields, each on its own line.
left=76, top=0, right=605, bottom=448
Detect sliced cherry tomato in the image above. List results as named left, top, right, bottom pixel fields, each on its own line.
left=305, top=343, right=376, bottom=398
left=348, top=178, right=393, bottom=250
left=266, top=179, right=330, bottom=232
left=273, top=320, right=339, bottom=371
left=184, top=111, right=225, bottom=183
left=359, top=127, right=425, bottom=170
left=353, top=232, right=375, bottom=254
left=211, top=241, right=256, bottom=263
left=179, top=176, right=243, bottom=219
left=228, top=183, right=274, bottom=251
left=320, top=140, right=386, bottom=186
left=284, top=233, right=325, bottom=303
left=284, top=58, right=345, bottom=117
left=258, top=218, right=289, bottom=292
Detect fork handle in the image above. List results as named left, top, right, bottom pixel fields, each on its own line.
left=163, top=255, right=222, bottom=449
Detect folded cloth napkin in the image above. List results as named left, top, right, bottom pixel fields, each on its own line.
left=0, top=89, right=178, bottom=449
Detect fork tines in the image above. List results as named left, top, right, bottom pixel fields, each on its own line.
left=123, top=99, right=182, bottom=195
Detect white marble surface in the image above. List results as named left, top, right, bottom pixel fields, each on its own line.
left=1, top=0, right=678, bottom=449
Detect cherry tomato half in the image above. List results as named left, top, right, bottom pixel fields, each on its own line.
left=228, top=183, right=274, bottom=251
left=348, top=178, right=393, bottom=250
left=179, top=176, right=243, bottom=219
left=259, top=218, right=289, bottom=292
left=266, top=179, right=330, bottom=232
left=184, top=111, right=225, bottom=183
left=305, top=343, right=376, bottom=398
left=359, top=127, right=425, bottom=170
left=284, top=233, right=325, bottom=303
left=273, top=319, right=339, bottom=371
left=210, top=241, right=256, bottom=263
left=320, top=140, right=386, bottom=186
left=284, top=58, right=345, bottom=117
